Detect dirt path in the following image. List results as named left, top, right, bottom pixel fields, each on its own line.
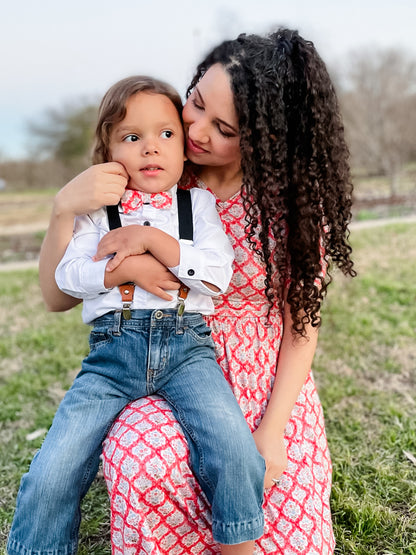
left=0, top=222, right=50, bottom=236
left=0, top=259, right=40, bottom=272
left=349, top=214, right=416, bottom=230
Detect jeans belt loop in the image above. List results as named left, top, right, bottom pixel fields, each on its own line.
left=109, top=310, right=122, bottom=336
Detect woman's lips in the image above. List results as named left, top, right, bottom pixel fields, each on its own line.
left=186, top=138, right=208, bottom=154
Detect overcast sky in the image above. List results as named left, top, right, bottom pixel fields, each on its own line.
left=2, top=0, right=416, bottom=159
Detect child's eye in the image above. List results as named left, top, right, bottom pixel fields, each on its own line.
left=124, top=134, right=140, bottom=142
left=161, top=130, right=173, bottom=139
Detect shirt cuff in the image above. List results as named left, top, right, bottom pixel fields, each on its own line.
left=169, top=243, right=220, bottom=297
left=80, top=258, right=112, bottom=295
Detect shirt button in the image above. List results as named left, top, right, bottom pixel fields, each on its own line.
left=143, top=221, right=151, bottom=226
left=187, top=269, right=195, bottom=276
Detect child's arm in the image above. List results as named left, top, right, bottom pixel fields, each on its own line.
left=95, top=189, right=234, bottom=296
left=94, top=225, right=180, bottom=271
left=95, top=225, right=221, bottom=293
left=102, top=253, right=180, bottom=301
left=168, top=189, right=234, bottom=295
left=55, top=211, right=111, bottom=299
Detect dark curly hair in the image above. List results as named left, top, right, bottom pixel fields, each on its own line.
left=188, top=28, right=356, bottom=337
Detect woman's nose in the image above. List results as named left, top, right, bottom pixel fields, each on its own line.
left=188, top=120, right=209, bottom=144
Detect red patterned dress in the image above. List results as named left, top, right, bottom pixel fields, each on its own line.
left=101, top=176, right=335, bottom=554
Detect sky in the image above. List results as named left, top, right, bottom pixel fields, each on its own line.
left=1, top=0, right=416, bottom=159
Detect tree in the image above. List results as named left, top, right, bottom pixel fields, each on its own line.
left=28, top=99, right=98, bottom=178
left=340, top=48, right=416, bottom=195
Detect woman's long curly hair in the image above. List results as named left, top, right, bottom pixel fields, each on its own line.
left=188, top=28, right=356, bottom=337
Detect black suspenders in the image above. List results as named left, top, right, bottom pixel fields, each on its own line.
left=176, top=188, right=193, bottom=242
left=106, top=203, right=122, bottom=231
left=105, top=188, right=193, bottom=317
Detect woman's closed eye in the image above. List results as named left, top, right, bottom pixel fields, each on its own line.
left=191, top=98, right=204, bottom=111
left=217, top=125, right=236, bottom=138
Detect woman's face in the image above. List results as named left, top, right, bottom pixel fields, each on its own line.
left=182, top=64, right=241, bottom=171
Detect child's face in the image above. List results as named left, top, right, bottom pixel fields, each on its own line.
left=109, top=92, right=186, bottom=193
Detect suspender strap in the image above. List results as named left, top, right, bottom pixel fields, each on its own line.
left=106, top=203, right=133, bottom=317
left=175, top=189, right=192, bottom=312
left=107, top=203, right=122, bottom=230
left=176, top=188, right=193, bottom=242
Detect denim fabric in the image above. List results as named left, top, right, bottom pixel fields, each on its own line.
left=8, top=309, right=265, bottom=554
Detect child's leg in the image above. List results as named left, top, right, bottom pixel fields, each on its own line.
left=7, top=371, right=130, bottom=555
left=156, top=317, right=265, bottom=549
left=6, top=311, right=146, bottom=555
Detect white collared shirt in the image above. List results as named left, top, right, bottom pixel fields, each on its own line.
left=56, top=185, right=234, bottom=323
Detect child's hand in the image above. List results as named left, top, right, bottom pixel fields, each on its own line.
left=94, top=226, right=148, bottom=272
left=55, top=162, right=128, bottom=217
left=252, top=427, right=288, bottom=489
left=102, top=253, right=180, bottom=301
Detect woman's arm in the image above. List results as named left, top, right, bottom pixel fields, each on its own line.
left=252, top=298, right=319, bottom=488
left=39, top=163, right=128, bottom=311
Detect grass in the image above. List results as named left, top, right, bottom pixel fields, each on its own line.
left=0, top=272, right=110, bottom=554
left=314, top=222, right=416, bottom=554
left=0, top=223, right=415, bottom=554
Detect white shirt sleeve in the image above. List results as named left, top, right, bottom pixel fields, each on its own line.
left=168, top=189, right=234, bottom=296
left=55, top=210, right=110, bottom=299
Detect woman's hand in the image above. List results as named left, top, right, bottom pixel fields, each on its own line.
left=252, top=425, right=288, bottom=489
left=94, top=226, right=150, bottom=271
left=54, top=162, right=128, bottom=217
left=103, top=253, right=180, bottom=301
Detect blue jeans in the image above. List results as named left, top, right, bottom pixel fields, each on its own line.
left=8, top=309, right=265, bottom=554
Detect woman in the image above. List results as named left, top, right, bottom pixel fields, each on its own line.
left=39, top=29, right=355, bottom=554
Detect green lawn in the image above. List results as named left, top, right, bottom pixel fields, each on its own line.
left=0, top=222, right=415, bottom=554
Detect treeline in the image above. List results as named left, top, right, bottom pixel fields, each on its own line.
left=1, top=47, right=416, bottom=194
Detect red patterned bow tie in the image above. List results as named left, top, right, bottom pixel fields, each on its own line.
left=121, top=189, right=173, bottom=213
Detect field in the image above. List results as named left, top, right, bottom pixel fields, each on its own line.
left=0, top=190, right=415, bottom=554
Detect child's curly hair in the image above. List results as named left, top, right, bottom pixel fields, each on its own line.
left=188, top=28, right=356, bottom=337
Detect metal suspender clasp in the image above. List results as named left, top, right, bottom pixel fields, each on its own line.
left=177, top=283, right=190, bottom=316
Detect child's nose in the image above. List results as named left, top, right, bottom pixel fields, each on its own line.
left=144, top=147, right=159, bottom=156
left=142, top=143, right=159, bottom=155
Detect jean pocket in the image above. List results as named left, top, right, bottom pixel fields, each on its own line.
left=186, top=321, right=214, bottom=344
left=89, top=330, right=112, bottom=351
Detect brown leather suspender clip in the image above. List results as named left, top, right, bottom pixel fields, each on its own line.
left=118, top=282, right=135, bottom=320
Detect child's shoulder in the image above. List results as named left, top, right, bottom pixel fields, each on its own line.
left=74, top=207, right=109, bottom=232
left=188, top=186, right=216, bottom=208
